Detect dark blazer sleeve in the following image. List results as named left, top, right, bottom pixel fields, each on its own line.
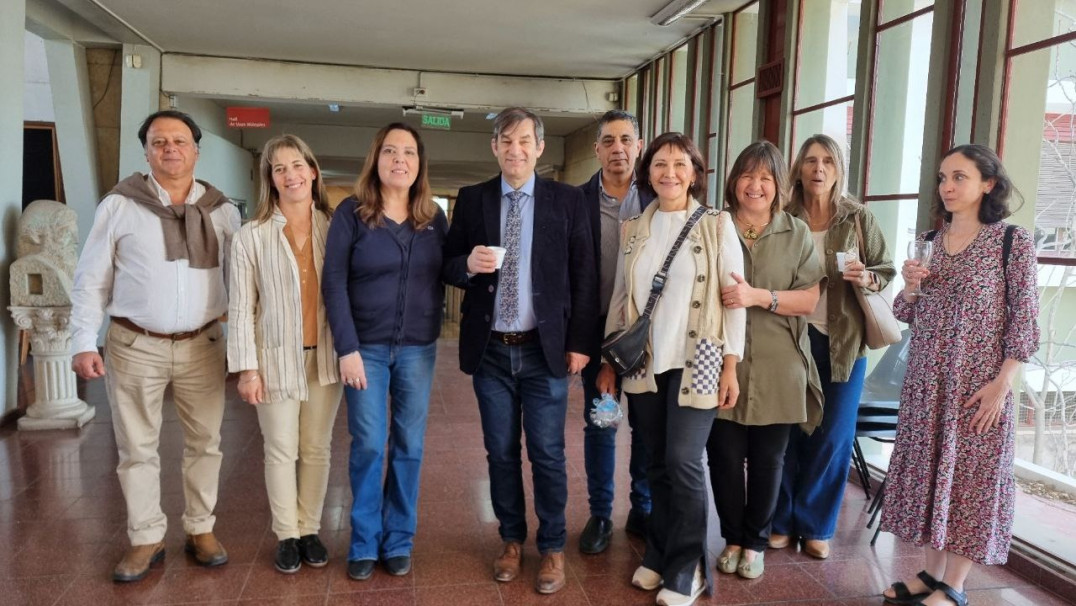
left=564, top=184, right=598, bottom=356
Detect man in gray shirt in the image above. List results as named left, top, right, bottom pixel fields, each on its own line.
left=577, top=110, right=654, bottom=554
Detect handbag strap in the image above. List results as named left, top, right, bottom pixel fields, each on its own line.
left=853, top=212, right=866, bottom=263
left=640, top=205, right=708, bottom=319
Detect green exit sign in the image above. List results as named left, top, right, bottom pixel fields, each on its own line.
left=421, top=114, right=452, bottom=130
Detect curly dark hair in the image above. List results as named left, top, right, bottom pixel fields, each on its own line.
left=935, top=144, right=1019, bottom=224
left=637, top=132, right=707, bottom=203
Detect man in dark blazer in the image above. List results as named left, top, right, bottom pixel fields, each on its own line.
left=444, top=107, right=597, bottom=595
left=576, top=110, right=655, bottom=556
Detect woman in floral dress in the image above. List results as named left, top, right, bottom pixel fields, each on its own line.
left=880, top=145, right=1039, bottom=606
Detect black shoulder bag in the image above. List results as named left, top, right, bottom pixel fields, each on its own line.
left=601, top=206, right=707, bottom=375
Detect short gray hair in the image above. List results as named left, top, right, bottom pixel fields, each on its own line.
left=492, top=107, right=545, bottom=142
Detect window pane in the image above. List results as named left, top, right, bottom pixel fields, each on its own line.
left=726, top=83, right=755, bottom=174
left=878, top=0, right=932, bottom=26
left=654, top=58, right=667, bottom=133
left=792, top=101, right=853, bottom=159
left=998, top=42, right=1076, bottom=566
left=669, top=45, right=689, bottom=133
left=795, top=0, right=861, bottom=110
left=866, top=14, right=933, bottom=196
left=731, top=2, right=759, bottom=84
left=1012, top=0, right=1076, bottom=49
left=625, top=74, right=638, bottom=116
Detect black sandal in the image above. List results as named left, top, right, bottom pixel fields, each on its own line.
left=915, top=581, right=968, bottom=606
left=884, top=570, right=939, bottom=605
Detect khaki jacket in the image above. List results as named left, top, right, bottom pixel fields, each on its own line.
left=605, top=199, right=745, bottom=409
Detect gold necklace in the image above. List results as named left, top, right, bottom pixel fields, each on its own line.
left=946, top=225, right=982, bottom=254
left=736, top=214, right=770, bottom=240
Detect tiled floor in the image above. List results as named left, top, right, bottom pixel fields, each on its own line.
left=1, top=340, right=1071, bottom=605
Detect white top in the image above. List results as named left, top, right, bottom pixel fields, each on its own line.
left=632, top=209, right=744, bottom=373
left=806, top=230, right=829, bottom=335
left=70, top=174, right=241, bottom=354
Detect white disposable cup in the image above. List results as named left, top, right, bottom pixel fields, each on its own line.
left=488, top=246, right=507, bottom=269
left=835, top=251, right=850, bottom=273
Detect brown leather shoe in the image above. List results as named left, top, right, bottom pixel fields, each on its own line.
left=536, top=551, right=566, bottom=594
left=803, top=538, right=830, bottom=559
left=185, top=532, right=228, bottom=567
left=493, top=541, right=522, bottom=582
left=112, top=542, right=165, bottom=582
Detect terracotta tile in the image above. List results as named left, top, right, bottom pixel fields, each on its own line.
left=327, top=560, right=415, bottom=593
left=737, top=561, right=835, bottom=603
left=413, top=549, right=495, bottom=587
left=239, top=561, right=331, bottom=599
left=54, top=573, right=162, bottom=606
left=495, top=576, right=591, bottom=605
left=325, top=588, right=415, bottom=605
left=416, top=582, right=503, bottom=605
left=577, top=573, right=654, bottom=605
left=0, top=576, right=75, bottom=606
left=798, top=559, right=890, bottom=598
left=147, top=562, right=251, bottom=603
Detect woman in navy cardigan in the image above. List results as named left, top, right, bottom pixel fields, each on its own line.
left=322, top=123, right=448, bottom=582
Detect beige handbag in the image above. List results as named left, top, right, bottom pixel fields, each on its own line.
left=852, top=214, right=901, bottom=349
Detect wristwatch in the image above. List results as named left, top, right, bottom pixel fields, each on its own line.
left=768, top=290, right=778, bottom=312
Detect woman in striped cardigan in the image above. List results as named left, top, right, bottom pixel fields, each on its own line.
left=227, top=134, right=342, bottom=574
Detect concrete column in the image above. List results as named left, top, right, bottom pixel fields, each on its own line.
left=1, top=0, right=26, bottom=416
left=118, top=44, right=161, bottom=179
left=44, top=39, right=101, bottom=255
left=7, top=307, right=94, bottom=430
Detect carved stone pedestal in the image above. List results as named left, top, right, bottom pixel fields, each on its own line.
left=8, top=306, right=95, bottom=430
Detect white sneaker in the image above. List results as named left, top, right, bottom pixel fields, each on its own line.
left=655, top=563, right=704, bottom=606
left=632, top=565, right=662, bottom=590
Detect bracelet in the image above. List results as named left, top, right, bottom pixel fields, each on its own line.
left=768, top=290, right=779, bottom=312
left=240, top=375, right=260, bottom=385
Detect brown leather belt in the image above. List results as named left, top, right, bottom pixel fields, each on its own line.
left=490, top=330, right=538, bottom=346
left=111, top=316, right=217, bottom=341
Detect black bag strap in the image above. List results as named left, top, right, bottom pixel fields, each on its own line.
left=925, top=223, right=1017, bottom=301
left=640, top=205, right=708, bottom=319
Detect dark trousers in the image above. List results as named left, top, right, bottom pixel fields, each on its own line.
left=472, top=339, right=569, bottom=553
left=630, top=370, right=715, bottom=596
left=580, top=345, right=651, bottom=519
left=707, top=419, right=792, bottom=552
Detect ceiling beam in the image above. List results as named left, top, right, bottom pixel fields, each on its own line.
left=161, top=54, right=620, bottom=115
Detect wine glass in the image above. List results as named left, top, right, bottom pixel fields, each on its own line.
left=906, top=240, right=933, bottom=296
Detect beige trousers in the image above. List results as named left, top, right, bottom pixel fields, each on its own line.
left=104, top=321, right=227, bottom=545
left=256, top=350, right=343, bottom=540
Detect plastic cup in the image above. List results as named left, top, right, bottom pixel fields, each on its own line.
left=835, top=251, right=850, bottom=273
left=488, top=246, right=507, bottom=269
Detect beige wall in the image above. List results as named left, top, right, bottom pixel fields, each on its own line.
left=561, top=122, right=600, bottom=186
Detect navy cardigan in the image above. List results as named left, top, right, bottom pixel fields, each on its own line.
left=322, top=197, right=451, bottom=356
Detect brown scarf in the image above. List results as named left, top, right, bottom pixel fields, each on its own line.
left=110, top=173, right=230, bottom=269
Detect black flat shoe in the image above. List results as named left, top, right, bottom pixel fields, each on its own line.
left=915, top=582, right=968, bottom=606
left=579, top=516, right=613, bottom=554
left=383, top=555, right=412, bottom=576
left=625, top=509, right=649, bottom=538
left=274, top=539, right=301, bottom=574
left=884, top=570, right=939, bottom=604
left=347, top=559, right=376, bottom=581
left=297, top=534, right=328, bottom=567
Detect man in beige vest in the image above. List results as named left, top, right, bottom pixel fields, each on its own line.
left=71, top=110, right=241, bottom=582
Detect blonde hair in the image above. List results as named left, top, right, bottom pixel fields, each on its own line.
left=253, top=134, right=331, bottom=223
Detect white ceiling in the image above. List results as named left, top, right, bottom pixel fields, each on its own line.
left=91, top=0, right=737, bottom=79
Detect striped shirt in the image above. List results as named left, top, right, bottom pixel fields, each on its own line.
left=227, top=207, right=339, bottom=402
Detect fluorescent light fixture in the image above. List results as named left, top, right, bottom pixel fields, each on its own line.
left=402, top=105, right=464, bottom=118
left=328, top=104, right=340, bottom=112
left=650, top=0, right=708, bottom=26
left=485, top=112, right=498, bottom=120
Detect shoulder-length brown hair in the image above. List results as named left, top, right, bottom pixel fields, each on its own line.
left=724, top=140, right=789, bottom=215
left=934, top=144, right=1019, bottom=224
left=637, top=132, right=707, bottom=203
left=786, top=133, right=860, bottom=223
left=253, top=134, right=331, bottom=224
left=354, top=122, right=436, bottom=230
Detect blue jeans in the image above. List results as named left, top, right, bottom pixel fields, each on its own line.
left=473, top=339, right=569, bottom=553
left=345, top=342, right=436, bottom=562
left=581, top=353, right=651, bottom=518
left=772, top=326, right=867, bottom=540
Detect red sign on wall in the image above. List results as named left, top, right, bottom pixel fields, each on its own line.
left=226, top=107, right=270, bottom=128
